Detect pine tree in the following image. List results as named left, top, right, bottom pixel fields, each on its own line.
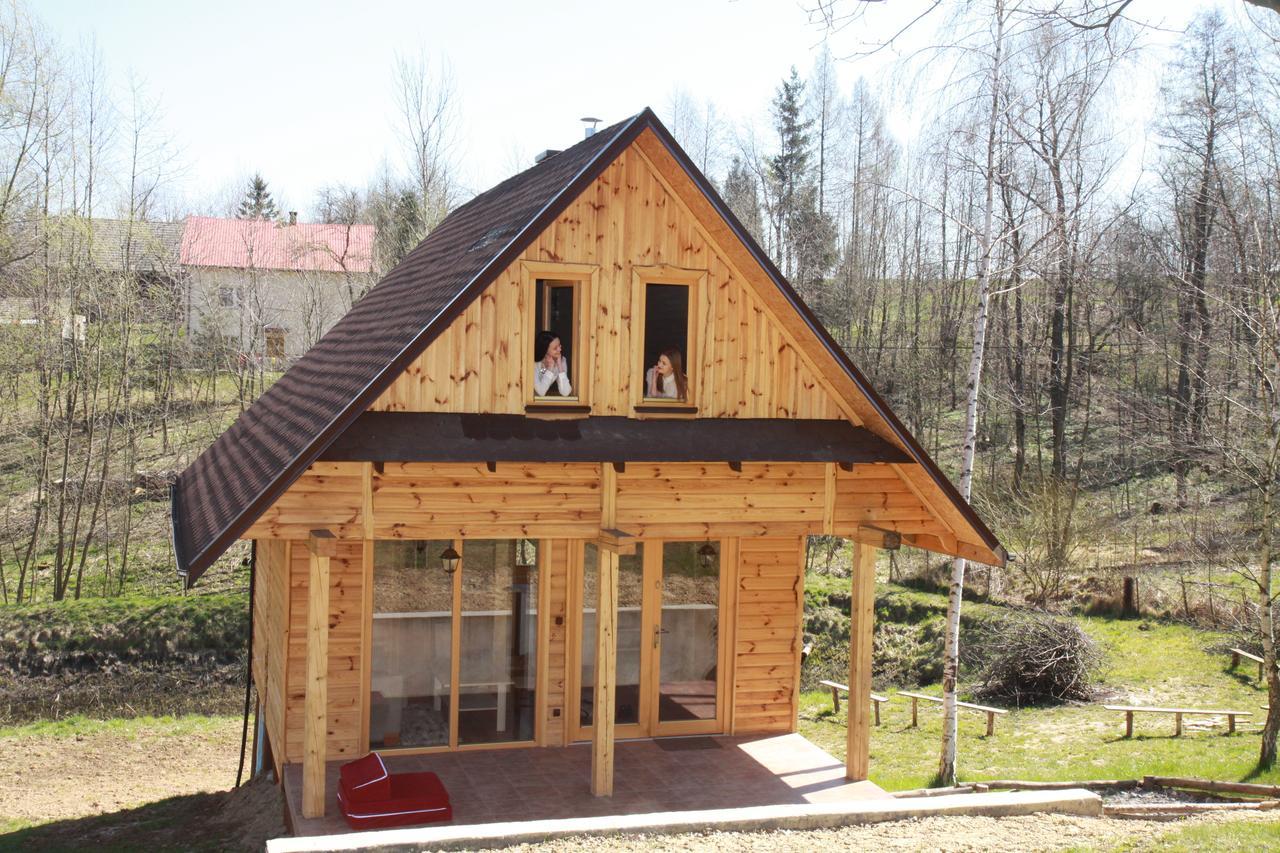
left=237, top=173, right=281, bottom=221
left=767, top=67, right=815, bottom=281
left=723, top=156, right=764, bottom=246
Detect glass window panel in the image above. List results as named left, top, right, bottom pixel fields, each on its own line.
left=642, top=283, right=690, bottom=400
left=534, top=279, right=577, bottom=398
left=459, top=539, right=539, bottom=744
left=369, top=540, right=454, bottom=750
left=658, top=541, right=719, bottom=722
left=579, top=543, right=644, bottom=728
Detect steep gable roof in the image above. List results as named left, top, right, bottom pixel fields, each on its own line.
left=172, top=108, right=1004, bottom=584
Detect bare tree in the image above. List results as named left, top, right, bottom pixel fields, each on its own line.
left=391, top=50, right=458, bottom=238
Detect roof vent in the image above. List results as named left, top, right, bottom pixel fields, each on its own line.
left=534, top=149, right=561, bottom=164
left=581, top=116, right=601, bottom=138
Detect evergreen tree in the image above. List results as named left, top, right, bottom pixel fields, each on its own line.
left=767, top=67, right=815, bottom=281
left=723, top=156, right=764, bottom=246
left=237, top=173, right=281, bottom=221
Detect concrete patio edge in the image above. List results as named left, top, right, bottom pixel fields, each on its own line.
left=265, top=788, right=1104, bottom=852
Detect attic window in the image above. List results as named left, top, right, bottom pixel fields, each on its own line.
left=521, top=261, right=597, bottom=412
left=468, top=225, right=517, bottom=253
left=632, top=266, right=705, bottom=413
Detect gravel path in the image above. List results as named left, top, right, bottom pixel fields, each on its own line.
left=502, top=811, right=1280, bottom=852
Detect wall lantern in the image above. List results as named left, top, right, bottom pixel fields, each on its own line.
left=439, top=545, right=461, bottom=575
left=697, top=542, right=717, bottom=569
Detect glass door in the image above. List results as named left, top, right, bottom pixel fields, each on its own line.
left=571, top=539, right=725, bottom=741
left=573, top=542, right=649, bottom=741
left=651, top=541, right=722, bottom=736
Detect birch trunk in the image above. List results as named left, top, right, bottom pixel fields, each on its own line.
left=939, top=0, right=1004, bottom=788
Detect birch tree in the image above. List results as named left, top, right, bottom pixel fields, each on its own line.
left=939, top=0, right=1010, bottom=787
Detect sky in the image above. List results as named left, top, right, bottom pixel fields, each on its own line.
left=37, top=0, right=1220, bottom=220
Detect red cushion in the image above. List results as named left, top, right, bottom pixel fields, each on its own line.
left=337, top=770, right=452, bottom=830
left=339, top=753, right=391, bottom=804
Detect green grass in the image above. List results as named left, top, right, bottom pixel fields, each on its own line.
left=0, top=714, right=238, bottom=741
left=800, top=590, right=1280, bottom=792
left=1118, top=819, right=1280, bottom=851
left=0, top=592, right=248, bottom=665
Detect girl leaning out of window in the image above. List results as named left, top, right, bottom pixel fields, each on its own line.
left=534, top=330, right=572, bottom=397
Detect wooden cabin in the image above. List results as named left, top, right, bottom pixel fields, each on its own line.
left=170, top=108, right=1005, bottom=822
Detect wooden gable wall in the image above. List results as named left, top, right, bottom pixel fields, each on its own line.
left=369, top=145, right=846, bottom=420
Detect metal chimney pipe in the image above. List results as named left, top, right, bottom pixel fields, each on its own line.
left=581, top=116, right=601, bottom=138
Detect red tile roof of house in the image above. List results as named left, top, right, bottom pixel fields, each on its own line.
left=179, top=216, right=375, bottom=273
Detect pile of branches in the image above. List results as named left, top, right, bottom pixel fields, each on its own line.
left=969, top=613, right=1102, bottom=706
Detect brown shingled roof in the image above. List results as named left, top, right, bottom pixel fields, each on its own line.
left=172, top=107, right=1005, bottom=584
left=172, top=113, right=650, bottom=582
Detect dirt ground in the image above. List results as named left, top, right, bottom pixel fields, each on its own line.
left=0, top=717, right=243, bottom=825
left=0, top=716, right=285, bottom=852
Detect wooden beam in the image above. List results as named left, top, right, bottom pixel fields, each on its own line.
left=302, top=535, right=332, bottom=817
left=847, top=541, right=876, bottom=781
left=823, top=463, right=837, bottom=536
left=591, top=546, right=619, bottom=797
left=306, top=529, right=337, bottom=557
left=595, top=527, right=638, bottom=556
left=601, top=463, right=618, bottom=529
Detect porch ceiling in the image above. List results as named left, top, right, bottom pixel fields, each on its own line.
left=318, top=412, right=912, bottom=464
left=282, top=733, right=886, bottom=837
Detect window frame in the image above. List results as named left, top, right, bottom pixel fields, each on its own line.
left=521, top=260, right=597, bottom=414
left=631, top=264, right=706, bottom=415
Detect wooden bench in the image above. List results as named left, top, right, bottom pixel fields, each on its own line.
left=818, top=680, right=888, bottom=726
left=1229, top=648, right=1274, bottom=682
left=1104, top=704, right=1252, bottom=737
left=898, top=691, right=1008, bottom=736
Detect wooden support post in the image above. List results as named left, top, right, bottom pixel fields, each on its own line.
left=1229, top=714, right=1238, bottom=735
left=911, top=696, right=919, bottom=728
left=591, top=547, right=619, bottom=797
left=302, top=530, right=336, bottom=819
left=846, top=541, right=876, bottom=782
left=822, top=463, right=837, bottom=536
left=1232, top=651, right=1241, bottom=670
left=829, top=683, right=840, bottom=714
left=591, top=463, right=619, bottom=797
left=1175, top=712, right=1183, bottom=737
left=986, top=711, right=995, bottom=737
left=1125, top=711, right=1134, bottom=738
left=873, top=698, right=880, bottom=727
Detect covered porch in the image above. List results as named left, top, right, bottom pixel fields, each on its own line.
left=282, top=733, right=887, bottom=837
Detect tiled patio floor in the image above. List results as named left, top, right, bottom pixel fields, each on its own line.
left=282, top=733, right=886, bottom=837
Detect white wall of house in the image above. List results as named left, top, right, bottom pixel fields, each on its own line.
left=186, top=266, right=370, bottom=360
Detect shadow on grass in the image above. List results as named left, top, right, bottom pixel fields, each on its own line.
left=1223, top=667, right=1263, bottom=690
left=0, top=776, right=283, bottom=853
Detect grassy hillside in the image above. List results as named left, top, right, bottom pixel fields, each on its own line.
left=801, top=581, right=1280, bottom=792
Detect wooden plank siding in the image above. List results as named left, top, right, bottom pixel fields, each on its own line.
left=369, top=148, right=843, bottom=421
left=733, top=537, right=804, bottom=734
left=253, top=462, right=928, bottom=551
left=283, top=538, right=365, bottom=763
left=252, top=539, right=289, bottom=777
left=244, top=462, right=365, bottom=541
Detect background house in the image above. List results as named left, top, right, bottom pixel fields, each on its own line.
left=181, top=215, right=376, bottom=361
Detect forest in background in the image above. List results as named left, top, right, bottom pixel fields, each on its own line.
left=0, top=0, right=1275, bottom=637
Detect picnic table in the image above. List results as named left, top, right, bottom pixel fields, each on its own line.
left=818, top=679, right=888, bottom=725
left=1104, top=704, right=1251, bottom=737
left=898, top=690, right=1007, bottom=736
